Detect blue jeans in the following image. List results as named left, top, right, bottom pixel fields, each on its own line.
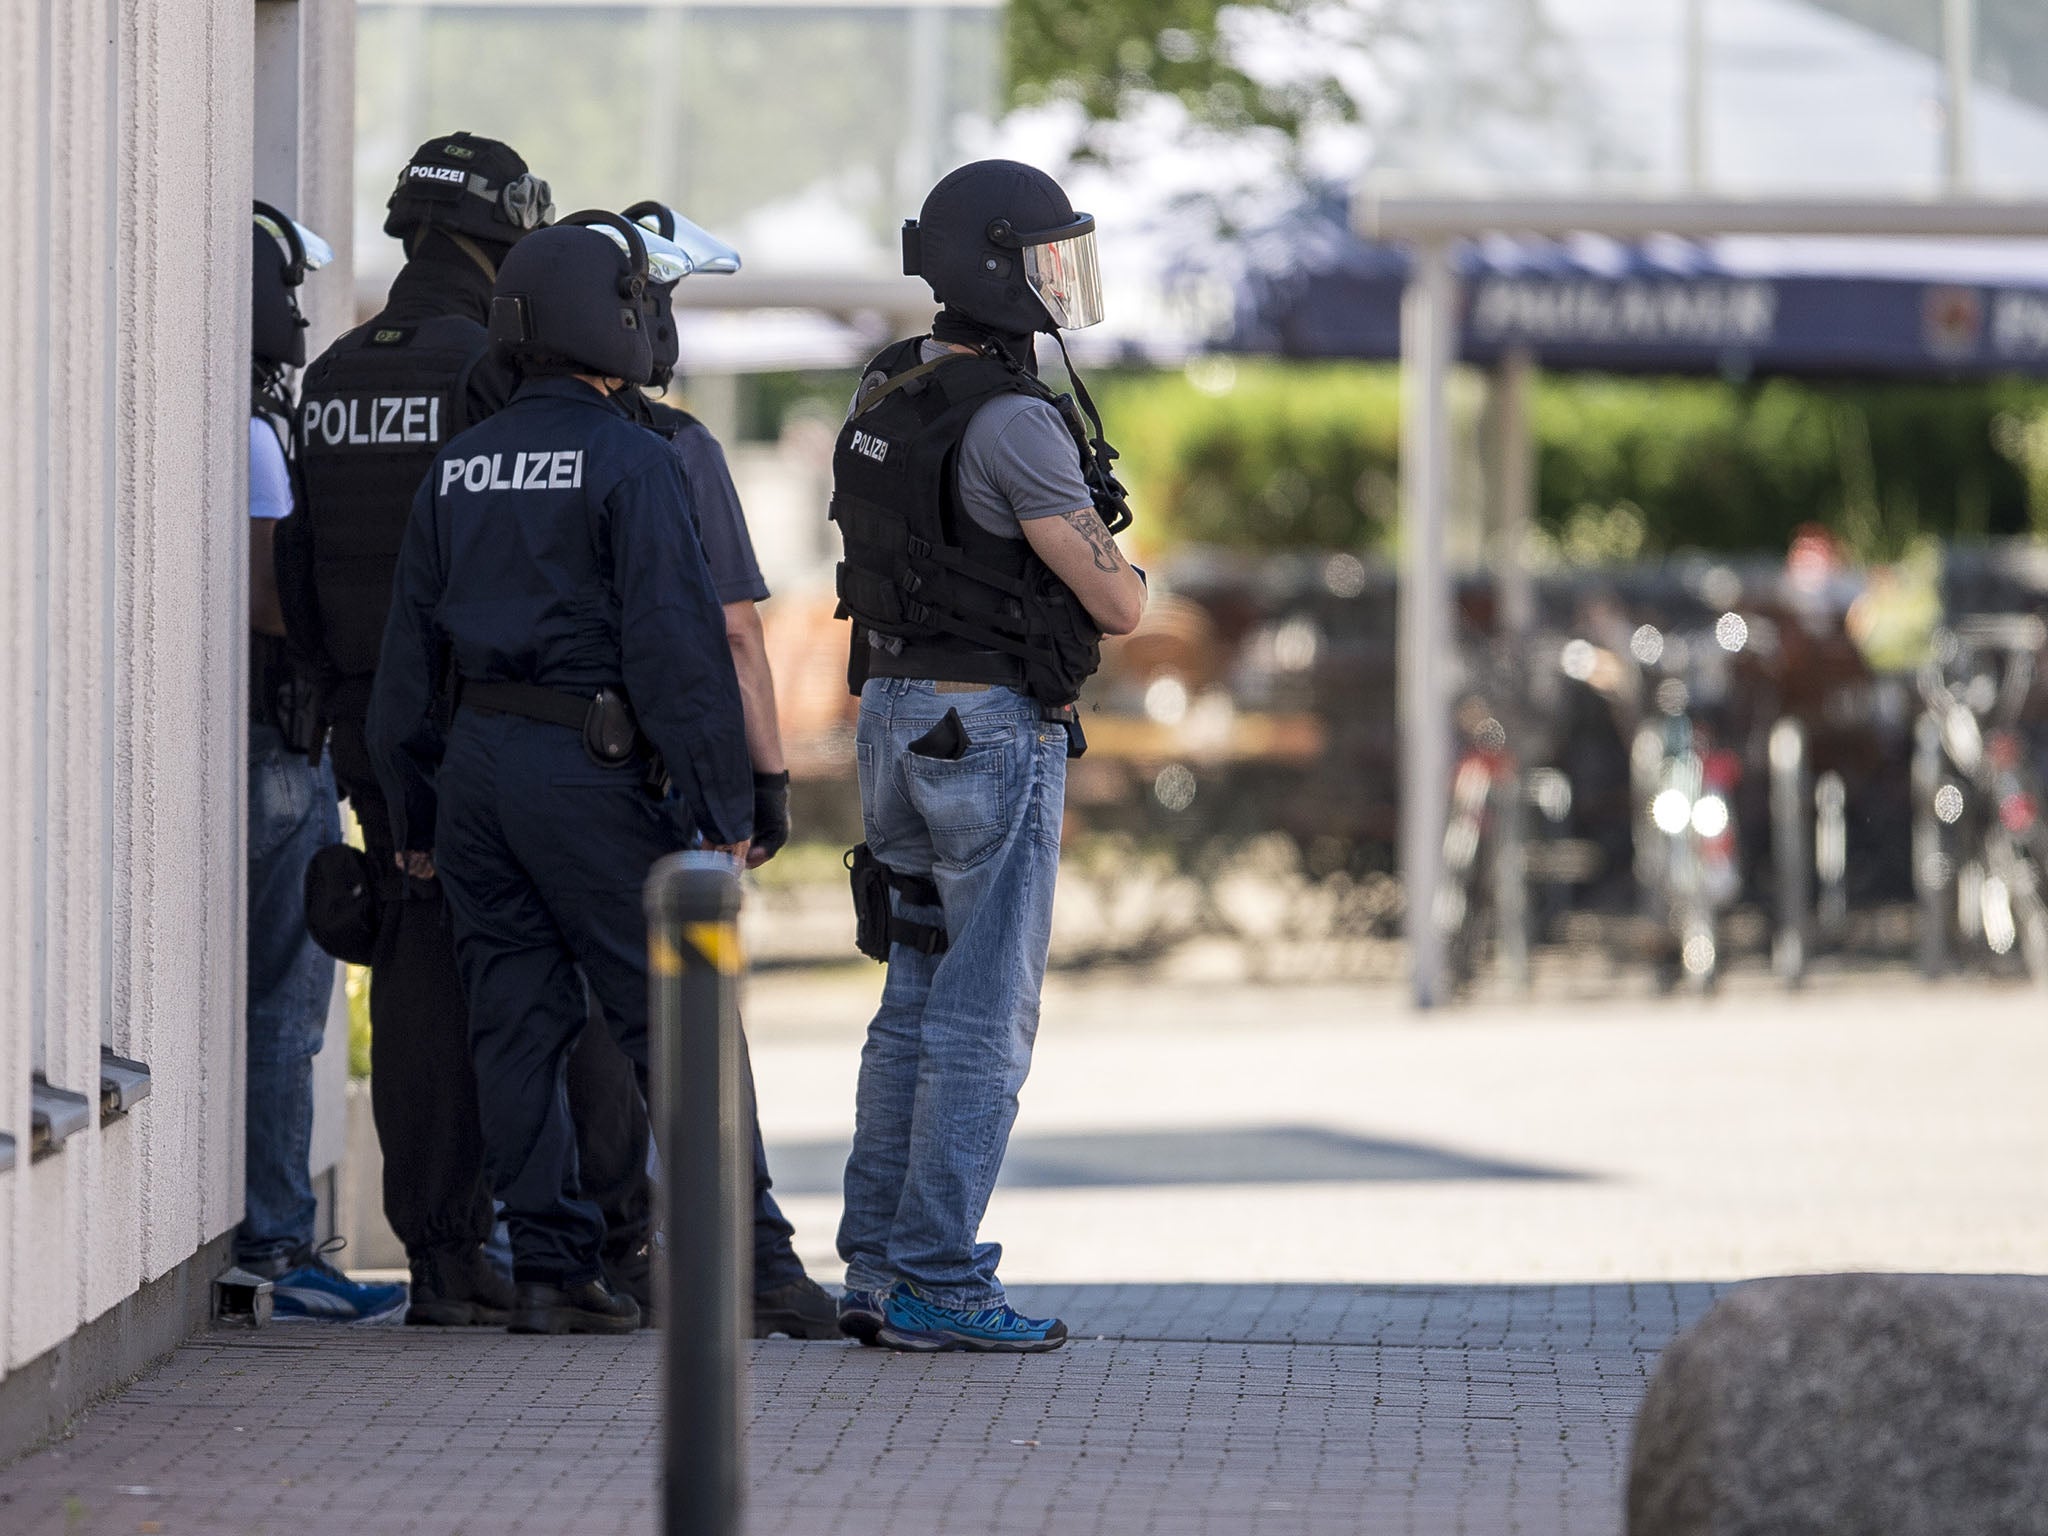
left=240, top=722, right=340, bottom=1268
left=837, top=679, right=1067, bottom=1309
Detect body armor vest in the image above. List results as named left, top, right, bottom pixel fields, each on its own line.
left=829, top=339, right=1102, bottom=705
left=292, top=314, right=485, bottom=682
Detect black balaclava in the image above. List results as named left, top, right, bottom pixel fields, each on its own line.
left=930, top=305, right=1038, bottom=376
left=384, top=227, right=511, bottom=324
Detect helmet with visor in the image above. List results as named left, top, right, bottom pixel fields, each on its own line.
left=902, top=160, right=1104, bottom=335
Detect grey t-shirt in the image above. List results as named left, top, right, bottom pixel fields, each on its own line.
left=854, top=340, right=1093, bottom=539
left=669, top=417, right=769, bottom=604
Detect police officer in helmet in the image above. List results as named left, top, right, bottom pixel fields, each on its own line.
left=367, top=214, right=800, bottom=1332
left=831, top=160, right=1146, bottom=1351
left=549, top=203, right=836, bottom=1337
left=287, top=132, right=553, bottom=1325
left=243, top=204, right=406, bottom=1321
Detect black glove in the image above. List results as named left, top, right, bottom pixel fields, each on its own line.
left=751, top=770, right=791, bottom=863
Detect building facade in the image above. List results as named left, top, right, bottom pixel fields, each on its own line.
left=0, top=0, right=353, bottom=1451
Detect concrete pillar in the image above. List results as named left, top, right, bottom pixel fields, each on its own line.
left=0, top=0, right=344, bottom=1383
left=1944, top=0, right=1975, bottom=194
left=1400, top=243, right=1456, bottom=1009
left=0, top=0, right=43, bottom=1367
left=1487, top=349, right=1535, bottom=990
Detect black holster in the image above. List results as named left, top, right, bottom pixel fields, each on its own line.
left=459, top=678, right=670, bottom=797
left=847, top=844, right=948, bottom=962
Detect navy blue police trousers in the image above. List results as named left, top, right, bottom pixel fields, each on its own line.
left=435, top=708, right=801, bottom=1287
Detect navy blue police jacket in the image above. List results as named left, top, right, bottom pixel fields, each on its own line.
left=365, top=375, right=753, bottom=852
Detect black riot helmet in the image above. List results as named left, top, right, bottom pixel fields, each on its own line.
left=252, top=200, right=333, bottom=367
left=902, top=160, right=1104, bottom=335
left=622, top=201, right=745, bottom=389
left=383, top=132, right=553, bottom=248
left=488, top=213, right=658, bottom=385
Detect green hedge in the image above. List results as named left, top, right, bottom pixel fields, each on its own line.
left=1093, top=360, right=2048, bottom=561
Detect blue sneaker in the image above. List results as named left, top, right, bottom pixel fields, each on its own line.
left=271, top=1239, right=408, bottom=1324
left=876, top=1284, right=1067, bottom=1353
left=838, top=1288, right=885, bottom=1346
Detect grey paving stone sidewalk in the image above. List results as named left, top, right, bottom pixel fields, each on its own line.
left=0, top=1281, right=1723, bottom=1536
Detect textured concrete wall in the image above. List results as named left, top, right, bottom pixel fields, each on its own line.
left=0, top=0, right=351, bottom=1380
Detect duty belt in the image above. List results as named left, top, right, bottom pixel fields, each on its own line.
left=457, top=678, right=592, bottom=731
left=456, top=677, right=672, bottom=796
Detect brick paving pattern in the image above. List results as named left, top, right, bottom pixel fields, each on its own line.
left=5, top=971, right=2036, bottom=1534
left=0, top=1281, right=1721, bottom=1536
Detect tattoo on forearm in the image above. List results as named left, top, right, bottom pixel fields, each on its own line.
left=1061, top=507, right=1123, bottom=574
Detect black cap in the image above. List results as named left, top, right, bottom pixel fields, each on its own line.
left=384, top=132, right=552, bottom=244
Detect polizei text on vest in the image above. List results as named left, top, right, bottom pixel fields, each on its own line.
left=303, top=395, right=444, bottom=448
left=439, top=450, right=585, bottom=494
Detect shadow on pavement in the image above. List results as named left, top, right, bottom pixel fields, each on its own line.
left=765, top=1124, right=1584, bottom=1195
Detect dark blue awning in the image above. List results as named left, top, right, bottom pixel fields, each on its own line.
left=1227, top=214, right=2048, bottom=378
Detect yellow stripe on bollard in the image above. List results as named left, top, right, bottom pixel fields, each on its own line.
left=682, top=921, right=744, bottom=976
left=649, top=929, right=683, bottom=979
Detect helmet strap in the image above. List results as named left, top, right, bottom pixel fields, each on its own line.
left=443, top=229, right=501, bottom=284
left=251, top=359, right=294, bottom=417
left=1048, top=330, right=1134, bottom=536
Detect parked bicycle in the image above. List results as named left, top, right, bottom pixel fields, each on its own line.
left=1913, top=614, right=2048, bottom=985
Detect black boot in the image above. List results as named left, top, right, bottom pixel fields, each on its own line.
left=753, top=1275, right=840, bottom=1340
left=508, top=1277, right=641, bottom=1335
left=405, top=1243, right=514, bottom=1327
left=602, top=1242, right=655, bottom=1328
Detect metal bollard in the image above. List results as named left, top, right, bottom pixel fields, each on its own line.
left=1767, top=717, right=1810, bottom=984
left=1911, top=712, right=1950, bottom=980
left=645, top=852, right=750, bottom=1536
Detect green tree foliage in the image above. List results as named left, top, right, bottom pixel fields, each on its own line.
left=1008, top=0, right=1325, bottom=136
left=1006, top=0, right=1391, bottom=155
left=1101, top=362, right=1400, bottom=549
left=1005, top=0, right=1617, bottom=180
left=1095, top=361, right=2048, bottom=561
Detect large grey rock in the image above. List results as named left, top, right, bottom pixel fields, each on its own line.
left=1627, top=1273, right=2048, bottom=1536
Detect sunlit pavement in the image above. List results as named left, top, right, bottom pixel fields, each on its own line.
left=753, top=965, right=2048, bottom=1287
left=0, top=969, right=2037, bottom=1534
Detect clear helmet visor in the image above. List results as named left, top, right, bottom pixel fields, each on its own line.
left=1023, top=229, right=1104, bottom=329
left=253, top=210, right=334, bottom=273
left=589, top=214, right=743, bottom=285
left=630, top=206, right=743, bottom=278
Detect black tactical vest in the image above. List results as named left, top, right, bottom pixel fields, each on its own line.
left=293, top=315, right=485, bottom=682
left=830, top=339, right=1102, bottom=705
